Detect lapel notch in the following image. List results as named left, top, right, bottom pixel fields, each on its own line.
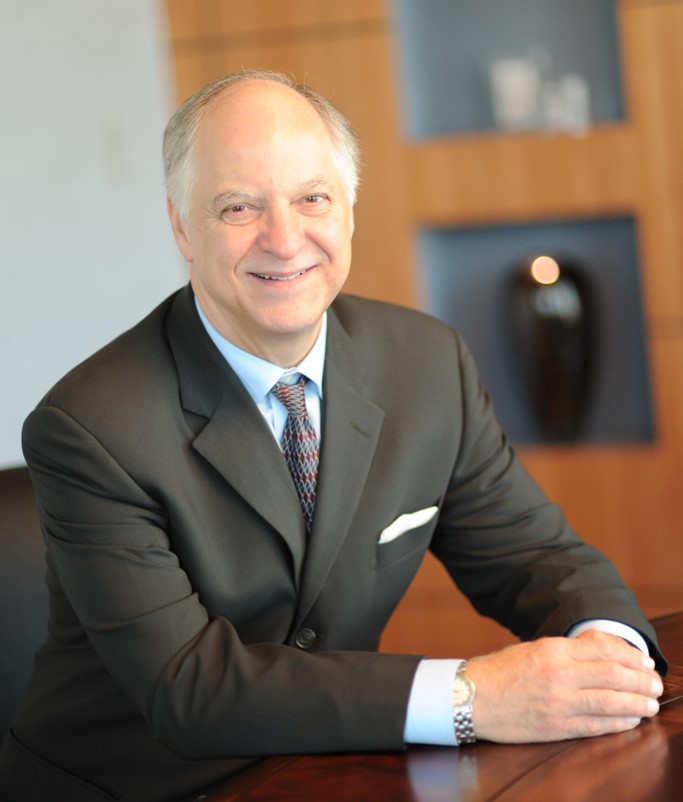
left=167, top=287, right=307, bottom=576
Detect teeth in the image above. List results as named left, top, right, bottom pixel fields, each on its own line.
left=256, top=271, right=305, bottom=281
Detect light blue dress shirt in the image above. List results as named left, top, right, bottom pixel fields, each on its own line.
left=195, top=299, right=325, bottom=443
left=195, top=298, right=649, bottom=746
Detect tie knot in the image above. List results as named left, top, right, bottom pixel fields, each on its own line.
left=272, top=376, right=308, bottom=417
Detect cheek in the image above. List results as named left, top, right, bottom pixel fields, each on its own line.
left=335, top=227, right=354, bottom=273
left=318, top=215, right=353, bottom=258
left=206, top=229, right=254, bottom=269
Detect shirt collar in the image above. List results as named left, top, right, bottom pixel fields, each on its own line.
left=194, top=298, right=326, bottom=405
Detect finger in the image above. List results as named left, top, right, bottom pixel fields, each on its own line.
left=578, top=688, right=660, bottom=719
left=566, top=715, right=643, bottom=740
left=572, top=630, right=656, bottom=671
left=573, top=662, right=663, bottom=698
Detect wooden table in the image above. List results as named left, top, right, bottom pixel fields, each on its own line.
left=207, top=613, right=683, bottom=801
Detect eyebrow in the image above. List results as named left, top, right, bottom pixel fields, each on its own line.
left=211, top=178, right=335, bottom=212
left=211, top=190, right=256, bottom=213
left=296, top=177, right=335, bottom=195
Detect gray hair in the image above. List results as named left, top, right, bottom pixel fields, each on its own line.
left=163, top=69, right=361, bottom=219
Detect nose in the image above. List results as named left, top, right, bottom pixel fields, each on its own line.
left=257, top=204, right=305, bottom=260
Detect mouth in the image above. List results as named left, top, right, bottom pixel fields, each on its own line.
left=252, top=267, right=313, bottom=282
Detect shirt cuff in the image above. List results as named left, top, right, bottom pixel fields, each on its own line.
left=567, top=619, right=649, bottom=655
left=404, top=658, right=461, bottom=745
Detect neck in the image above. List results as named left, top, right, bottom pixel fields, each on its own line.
left=248, top=333, right=317, bottom=369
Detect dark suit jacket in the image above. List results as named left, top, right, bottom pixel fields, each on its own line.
left=0, top=286, right=664, bottom=802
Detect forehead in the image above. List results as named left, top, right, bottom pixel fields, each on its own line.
left=195, top=81, right=337, bottom=169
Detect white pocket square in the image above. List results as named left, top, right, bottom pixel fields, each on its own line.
left=378, top=506, right=439, bottom=544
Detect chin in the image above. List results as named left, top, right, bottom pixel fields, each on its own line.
left=261, top=299, right=327, bottom=331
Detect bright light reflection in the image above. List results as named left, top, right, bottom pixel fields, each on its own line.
left=530, top=255, right=561, bottom=285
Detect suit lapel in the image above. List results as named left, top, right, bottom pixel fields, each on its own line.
left=165, top=287, right=386, bottom=606
left=294, top=307, right=385, bottom=625
left=166, top=287, right=307, bottom=575
left=192, top=391, right=307, bottom=575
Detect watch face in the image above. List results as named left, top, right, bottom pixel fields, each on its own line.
left=453, top=675, right=474, bottom=706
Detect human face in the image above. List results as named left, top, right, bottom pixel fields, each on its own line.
left=168, top=81, right=354, bottom=366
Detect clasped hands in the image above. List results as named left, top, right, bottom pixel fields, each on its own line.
left=467, top=630, right=663, bottom=743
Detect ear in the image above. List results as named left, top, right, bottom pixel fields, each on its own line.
left=167, top=197, right=193, bottom=263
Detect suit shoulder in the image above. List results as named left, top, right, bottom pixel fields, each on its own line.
left=37, top=291, right=179, bottom=414
left=330, top=294, right=459, bottom=350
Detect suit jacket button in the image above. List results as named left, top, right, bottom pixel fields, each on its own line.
left=294, top=628, right=317, bottom=650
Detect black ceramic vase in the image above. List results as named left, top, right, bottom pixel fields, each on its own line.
left=507, top=255, right=596, bottom=441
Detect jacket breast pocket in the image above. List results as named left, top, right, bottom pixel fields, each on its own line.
left=375, top=505, right=438, bottom=570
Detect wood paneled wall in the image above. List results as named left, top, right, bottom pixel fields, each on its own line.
left=164, top=0, right=683, bottom=658
left=164, top=0, right=415, bottom=307
left=511, top=0, right=683, bottom=621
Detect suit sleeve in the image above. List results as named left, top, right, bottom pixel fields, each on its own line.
left=429, top=334, right=666, bottom=672
left=22, top=404, right=421, bottom=760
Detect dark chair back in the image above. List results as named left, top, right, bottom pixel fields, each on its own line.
left=0, top=468, right=48, bottom=735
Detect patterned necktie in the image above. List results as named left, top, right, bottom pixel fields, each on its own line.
left=271, top=376, right=319, bottom=533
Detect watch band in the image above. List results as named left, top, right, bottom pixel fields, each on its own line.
left=452, top=660, right=476, bottom=745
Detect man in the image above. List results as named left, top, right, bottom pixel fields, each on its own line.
left=0, top=70, right=665, bottom=802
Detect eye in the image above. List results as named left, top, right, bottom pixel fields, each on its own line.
left=221, top=204, right=258, bottom=224
left=299, top=193, right=330, bottom=214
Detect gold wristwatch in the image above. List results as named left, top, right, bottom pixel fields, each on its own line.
left=452, top=660, right=476, bottom=745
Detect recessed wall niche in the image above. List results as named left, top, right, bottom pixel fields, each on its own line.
left=419, top=216, right=654, bottom=445
left=392, top=0, right=624, bottom=138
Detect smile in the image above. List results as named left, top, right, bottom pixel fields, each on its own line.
left=254, top=269, right=309, bottom=281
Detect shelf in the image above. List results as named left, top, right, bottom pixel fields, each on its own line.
left=406, top=124, right=638, bottom=226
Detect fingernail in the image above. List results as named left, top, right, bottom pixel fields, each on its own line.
left=652, top=677, right=664, bottom=696
left=643, top=656, right=655, bottom=670
left=647, top=698, right=659, bottom=715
